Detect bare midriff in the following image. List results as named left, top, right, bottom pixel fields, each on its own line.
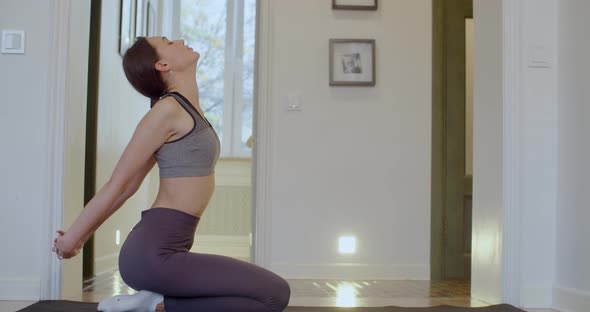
left=150, top=175, right=215, bottom=218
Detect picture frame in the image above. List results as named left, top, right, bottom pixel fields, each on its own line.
left=118, top=0, right=136, bottom=56
left=329, top=39, right=376, bottom=87
left=332, top=0, right=378, bottom=11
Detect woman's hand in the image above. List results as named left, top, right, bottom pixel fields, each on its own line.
left=52, top=230, right=83, bottom=260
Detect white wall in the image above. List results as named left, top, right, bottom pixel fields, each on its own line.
left=0, top=0, right=91, bottom=300
left=472, top=1, right=560, bottom=307
left=471, top=0, right=504, bottom=303
left=555, top=1, right=590, bottom=311
left=0, top=0, right=52, bottom=300
left=519, top=0, right=559, bottom=307
left=266, top=0, right=432, bottom=280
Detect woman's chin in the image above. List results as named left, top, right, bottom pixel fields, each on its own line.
left=192, top=52, right=200, bottom=63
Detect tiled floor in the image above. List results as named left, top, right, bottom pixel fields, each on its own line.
left=1, top=271, right=559, bottom=312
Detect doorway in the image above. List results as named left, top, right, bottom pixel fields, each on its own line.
left=82, top=0, right=258, bottom=283
left=82, top=0, right=101, bottom=281
left=431, top=0, right=473, bottom=281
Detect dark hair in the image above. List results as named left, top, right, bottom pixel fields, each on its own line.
left=122, top=37, right=167, bottom=107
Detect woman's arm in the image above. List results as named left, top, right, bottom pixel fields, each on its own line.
left=79, top=156, right=157, bottom=244
left=54, top=102, right=178, bottom=259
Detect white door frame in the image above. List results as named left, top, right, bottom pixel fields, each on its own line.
left=251, top=0, right=274, bottom=269
left=44, top=0, right=524, bottom=304
left=40, top=0, right=72, bottom=300
left=499, top=0, right=524, bottom=305
left=42, top=0, right=91, bottom=300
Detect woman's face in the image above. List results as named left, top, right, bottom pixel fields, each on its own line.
left=147, top=36, right=200, bottom=73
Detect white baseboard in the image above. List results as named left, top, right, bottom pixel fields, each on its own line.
left=94, top=252, right=119, bottom=277
left=553, top=285, right=590, bottom=312
left=270, top=263, right=429, bottom=280
left=521, top=285, right=553, bottom=308
left=191, top=235, right=251, bottom=259
left=0, top=277, right=40, bottom=300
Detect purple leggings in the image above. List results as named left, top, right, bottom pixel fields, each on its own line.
left=118, top=208, right=291, bottom=312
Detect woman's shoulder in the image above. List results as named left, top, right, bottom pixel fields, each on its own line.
left=150, top=96, right=185, bottom=115
left=144, top=96, right=185, bottom=126
left=152, top=94, right=178, bottom=108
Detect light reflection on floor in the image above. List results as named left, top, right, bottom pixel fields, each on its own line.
left=79, top=270, right=482, bottom=308
left=335, top=282, right=358, bottom=307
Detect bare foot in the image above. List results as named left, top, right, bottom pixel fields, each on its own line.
left=156, top=301, right=165, bottom=312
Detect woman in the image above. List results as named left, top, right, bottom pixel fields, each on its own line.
left=52, top=36, right=291, bottom=312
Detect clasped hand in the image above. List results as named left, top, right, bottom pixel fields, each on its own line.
left=52, top=230, right=83, bottom=260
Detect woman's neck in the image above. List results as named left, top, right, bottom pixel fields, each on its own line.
left=166, top=73, right=200, bottom=107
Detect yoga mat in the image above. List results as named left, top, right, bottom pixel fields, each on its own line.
left=17, top=301, right=526, bottom=312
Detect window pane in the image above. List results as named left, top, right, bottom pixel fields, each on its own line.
left=241, top=0, right=256, bottom=152
left=180, top=0, right=227, bottom=144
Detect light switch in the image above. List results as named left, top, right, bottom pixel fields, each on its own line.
left=9, top=35, right=22, bottom=49
left=1, top=30, right=26, bottom=54
left=528, top=44, right=551, bottom=68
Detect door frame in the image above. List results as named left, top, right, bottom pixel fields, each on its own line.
left=251, top=0, right=273, bottom=269
left=431, top=0, right=523, bottom=304
left=41, top=0, right=70, bottom=299
left=498, top=0, right=524, bottom=305
left=43, top=0, right=524, bottom=305
left=430, top=0, right=473, bottom=281
left=41, top=0, right=91, bottom=300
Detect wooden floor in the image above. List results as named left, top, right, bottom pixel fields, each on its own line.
left=0, top=270, right=559, bottom=311
left=78, top=270, right=478, bottom=306
left=73, top=270, right=554, bottom=311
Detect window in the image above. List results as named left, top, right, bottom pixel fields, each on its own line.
left=180, top=0, right=256, bottom=158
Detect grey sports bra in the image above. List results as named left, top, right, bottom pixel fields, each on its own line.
left=152, top=92, right=220, bottom=178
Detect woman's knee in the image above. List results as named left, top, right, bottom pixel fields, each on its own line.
left=269, top=277, right=291, bottom=311
left=279, top=279, right=291, bottom=309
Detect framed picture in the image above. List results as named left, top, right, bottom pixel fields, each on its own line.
left=119, top=0, right=136, bottom=56
left=329, top=39, right=376, bottom=87
left=332, top=0, right=378, bottom=11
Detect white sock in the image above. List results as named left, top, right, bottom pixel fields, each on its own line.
left=97, top=290, right=164, bottom=312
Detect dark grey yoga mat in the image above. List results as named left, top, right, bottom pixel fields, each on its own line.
left=17, top=301, right=526, bottom=312
left=283, top=305, right=526, bottom=312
